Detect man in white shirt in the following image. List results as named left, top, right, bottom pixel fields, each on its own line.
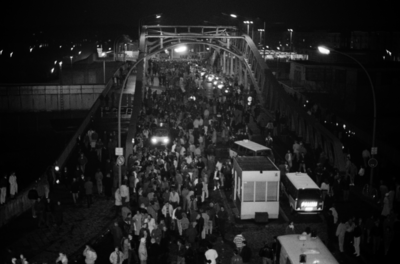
left=205, top=245, right=218, bottom=264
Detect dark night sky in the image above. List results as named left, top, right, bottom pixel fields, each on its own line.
left=1, top=0, right=396, bottom=33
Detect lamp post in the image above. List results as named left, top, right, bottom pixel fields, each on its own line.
left=318, top=46, right=377, bottom=195
left=288, top=29, right=293, bottom=51
left=258, top=29, right=264, bottom=44
left=244, top=21, right=253, bottom=36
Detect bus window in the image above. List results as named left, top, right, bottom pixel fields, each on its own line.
left=298, top=189, right=321, bottom=200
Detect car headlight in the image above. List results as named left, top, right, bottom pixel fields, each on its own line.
left=163, top=137, right=170, bottom=144
left=151, top=137, right=157, bottom=144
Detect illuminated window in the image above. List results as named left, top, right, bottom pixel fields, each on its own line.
left=267, top=181, right=279, bottom=201
left=243, top=181, right=254, bottom=202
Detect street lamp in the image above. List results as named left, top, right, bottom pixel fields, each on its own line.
left=288, top=29, right=293, bottom=51
left=258, top=29, right=264, bottom=43
left=318, top=45, right=377, bottom=195
left=230, top=14, right=237, bottom=18
left=244, top=21, right=253, bottom=35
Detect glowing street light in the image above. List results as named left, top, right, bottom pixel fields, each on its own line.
left=54, top=60, right=57, bottom=65
left=10, top=52, right=13, bottom=57
left=156, top=14, right=162, bottom=19
left=174, top=46, right=187, bottom=53
left=30, top=48, right=33, bottom=52
left=78, top=51, right=82, bottom=55
left=230, top=14, right=237, bottom=18
left=51, top=68, right=55, bottom=73
left=243, top=21, right=253, bottom=35
left=70, top=56, right=73, bottom=67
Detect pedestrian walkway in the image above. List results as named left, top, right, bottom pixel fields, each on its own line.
left=0, top=72, right=139, bottom=264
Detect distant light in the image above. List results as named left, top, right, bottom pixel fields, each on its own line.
left=343, top=124, right=346, bottom=129
left=0, top=50, right=2, bottom=55
left=206, top=47, right=210, bottom=50
left=10, top=52, right=13, bottom=57
left=189, top=96, right=196, bottom=101
left=101, top=52, right=106, bottom=57
left=71, top=47, right=73, bottom=51
left=174, top=46, right=187, bottom=53
left=318, top=46, right=330, bottom=54
left=51, top=68, right=55, bottom=73
left=156, top=14, right=161, bottom=19
left=230, top=14, right=237, bottom=18
left=277, top=47, right=280, bottom=50
left=109, top=47, right=111, bottom=50
left=56, top=179, right=60, bottom=184
left=30, top=48, right=33, bottom=52
left=54, top=60, right=57, bottom=65
left=78, top=51, right=82, bottom=55
left=59, top=45, right=62, bottom=48
left=247, top=96, right=252, bottom=102
left=59, top=61, right=63, bottom=66
left=336, top=123, right=338, bottom=126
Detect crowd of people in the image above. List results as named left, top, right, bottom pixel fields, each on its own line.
left=4, top=56, right=400, bottom=264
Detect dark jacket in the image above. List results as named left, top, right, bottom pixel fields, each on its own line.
left=241, top=245, right=252, bottom=263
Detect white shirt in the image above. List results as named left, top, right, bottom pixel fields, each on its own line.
left=205, top=249, right=218, bottom=264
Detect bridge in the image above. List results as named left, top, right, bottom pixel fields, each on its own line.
left=0, top=25, right=346, bottom=228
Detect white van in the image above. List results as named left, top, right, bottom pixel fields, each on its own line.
left=229, top=140, right=275, bottom=162
left=277, top=234, right=338, bottom=264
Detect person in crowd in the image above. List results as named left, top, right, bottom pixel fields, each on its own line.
left=231, top=249, right=243, bottom=264
left=84, top=177, right=93, bottom=207
left=83, top=245, right=97, bottom=264
left=259, top=242, right=273, bottom=264
left=55, top=252, right=68, bottom=264
left=204, top=244, right=218, bottom=264
left=138, top=236, right=148, bottom=264
left=241, top=240, right=252, bottom=264
left=9, top=172, right=18, bottom=198
left=233, top=231, right=246, bottom=253
left=109, top=247, right=124, bottom=264
left=95, top=168, right=104, bottom=195
left=1, top=174, right=8, bottom=204
left=285, top=221, right=296, bottom=234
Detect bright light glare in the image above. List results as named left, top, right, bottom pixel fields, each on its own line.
left=30, top=48, right=33, bottom=52
left=230, top=14, right=237, bottom=18
left=217, top=84, right=224, bottom=89
left=78, top=51, right=82, bottom=55
left=174, top=46, right=187, bottom=53
left=55, top=166, right=60, bottom=171
left=156, top=15, right=161, bottom=19
left=151, top=138, right=157, bottom=144
left=51, top=68, right=54, bottom=73
left=10, top=52, right=13, bottom=57
left=318, top=46, right=330, bottom=54
left=163, top=137, right=169, bottom=144
left=59, top=61, right=63, bottom=66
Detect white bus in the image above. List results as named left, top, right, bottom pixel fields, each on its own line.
left=277, top=234, right=339, bottom=264
left=229, top=140, right=275, bottom=162
left=281, top=172, right=323, bottom=214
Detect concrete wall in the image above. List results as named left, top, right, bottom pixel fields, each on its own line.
left=0, top=84, right=105, bottom=112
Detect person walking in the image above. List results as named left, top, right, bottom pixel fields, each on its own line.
left=138, top=237, right=148, bottom=264
left=233, top=231, right=246, bottom=253
left=205, top=244, right=218, bottom=264
left=241, top=241, right=252, bottom=264
left=336, top=219, right=348, bottom=253
left=56, top=252, right=68, bottom=264
left=84, top=177, right=93, bottom=207
left=353, top=219, right=362, bottom=257
left=231, top=249, right=243, bottom=264
left=95, top=169, right=104, bottom=195
left=259, top=242, right=274, bottom=264
left=83, top=245, right=97, bottom=264
left=0, top=174, right=7, bottom=204
left=71, top=178, right=80, bottom=205
left=109, top=247, right=124, bottom=264
left=9, top=172, right=18, bottom=198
